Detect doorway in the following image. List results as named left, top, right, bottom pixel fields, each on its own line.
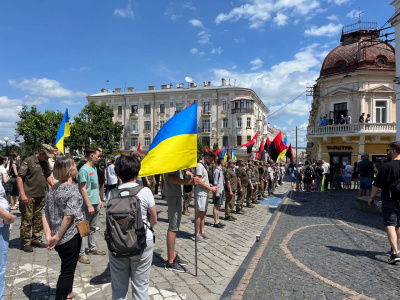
left=329, top=152, right=352, bottom=167
left=331, top=102, right=348, bottom=125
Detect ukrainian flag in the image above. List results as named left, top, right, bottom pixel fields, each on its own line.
left=139, top=102, right=198, bottom=177
left=55, top=109, right=70, bottom=155
left=231, top=148, right=236, bottom=160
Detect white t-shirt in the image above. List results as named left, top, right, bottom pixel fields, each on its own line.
left=345, top=165, right=353, bottom=178
left=195, top=162, right=209, bottom=197
left=106, top=182, right=155, bottom=241
left=0, top=184, right=9, bottom=228
left=107, top=164, right=118, bottom=185
left=0, top=166, right=7, bottom=184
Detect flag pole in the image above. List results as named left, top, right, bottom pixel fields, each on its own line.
left=296, top=126, right=299, bottom=198
left=194, top=184, right=198, bottom=277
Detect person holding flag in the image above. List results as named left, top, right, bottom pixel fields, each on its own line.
left=55, top=109, right=70, bottom=155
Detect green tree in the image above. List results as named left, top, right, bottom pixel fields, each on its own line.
left=15, top=106, right=64, bottom=156
left=197, top=138, right=205, bottom=157
left=67, top=102, right=123, bottom=156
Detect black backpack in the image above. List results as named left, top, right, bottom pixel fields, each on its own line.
left=105, top=186, right=149, bottom=257
left=304, top=166, right=312, bottom=178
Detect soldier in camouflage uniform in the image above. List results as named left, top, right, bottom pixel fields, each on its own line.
left=182, top=168, right=194, bottom=215
left=147, top=175, right=156, bottom=195
left=236, top=160, right=250, bottom=214
left=17, top=144, right=54, bottom=252
left=253, top=161, right=260, bottom=204
left=258, top=161, right=265, bottom=200
left=224, top=160, right=237, bottom=221
left=246, top=163, right=256, bottom=208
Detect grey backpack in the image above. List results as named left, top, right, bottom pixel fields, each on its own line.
left=105, top=186, right=147, bottom=257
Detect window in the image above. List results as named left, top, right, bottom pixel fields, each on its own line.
left=237, top=117, right=242, bottom=128
left=222, top=118, right=228, bottom=128
left=117, top=105, right=122, bottom=115
left=130, top=137, right=138, bottom=147
left=375, top=101, right=387, bottom=123
left=131, top=105, right=138, bottom=114
left=160, top=120, right=165, bottom=128
left=144, top=121, right=151, bottom=130
left=144, top=137, right=151, bottom=146
left=202, top=119, right=210, bottom=132
left=247, top=136, right=251, bottom=142
left=160, top=104, right=165, bottom=113
left=222, top=101, right=229, bottom=110
left=247, top=117, right=251, bottom=128
left=176, top=103, right=184, bottom=113
left=223, top=136, right=228, bottom=146
left=131, top=122, right=138, bottom=131
left=237, top=136, right=242, bottom=146
left=202, top=102, right=210, bottom=113
left=144, top=104, right=151, bottom=114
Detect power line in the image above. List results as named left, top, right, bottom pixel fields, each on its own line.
left=267, top=90, right=307, bottom=117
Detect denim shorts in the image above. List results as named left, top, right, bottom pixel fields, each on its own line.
left=213, top=191, right=224, bottom=207
left=344, top=177, right=352, bottom=183
left=382, top=201, right=400, bottom=227
left=360, top=177, right=372, bottom=191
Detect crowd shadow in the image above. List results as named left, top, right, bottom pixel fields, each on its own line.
left=90, top=263, right=111, bottom=285
left=8, top=237, right=21, bottom=249
left=326, top=245, right=387, bottom=263
left=22, top=283, right=55, bottom=299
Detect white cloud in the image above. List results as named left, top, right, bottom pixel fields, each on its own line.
left=60, top=100, right=83, bottom=107
left=215, top=0, right=321, bottom=29
left=347, top=9, right=362, bottom=19
left=191, top=48, right=199, bottom=54
left=287, top=118, right=294, bottom=125
left=197, top=31, right=211, bottom=44
left=114, top=0, right=134, bottom=19
left=304, top=23, right=342, bottom=37
left=164, top=7, right=180, bottom=20
left=0, top=96, right=24, bottom=140
left=250, top=58, right=263, bottom=71
left=23, top=96, right=48, bottom=106
left=189, top=19, right=204, bottom=28
left=327, top=15, right=338, bottom=21
left=273, top=13, right=288, bottom=26
left=268, top=100, right=310, bottom=119
left=182, top=2, right=196, bottom=11
left=211, top=47, right=223, bottom=55
left=70, top=67, right=90, bottom=72
left=8, top=78, right=87, bottom=98
left=198, top=52, right=205, bottom=56
left=328, top=0, right=349, bottom=5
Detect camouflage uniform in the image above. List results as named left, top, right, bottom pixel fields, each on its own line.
left=246, top=167, right=256, bottom=207
left=18, top=154, right=52, bottom=247
left=236, top=165, right=249, bottom=213
left=148, top=175, right=156, bottom=195
left=183, top=191, right=193, bottom=214
left=224, top=167, right=237, bottom=218
left=253, top=165, right=260, bottom=202
left=258, top=164, right=265, bottom=199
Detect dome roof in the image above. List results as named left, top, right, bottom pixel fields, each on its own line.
left=320, top=29, right=395, bottom=77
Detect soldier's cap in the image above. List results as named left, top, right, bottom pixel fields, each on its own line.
left=41, top=144, right=55, bottom=158
left=237, top=159, right=244, bottom=164
left=227, top=159, right=236, bottom=164
left=362, top=153, right=369, bottom=158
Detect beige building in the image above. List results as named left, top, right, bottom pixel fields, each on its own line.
left=306, top=22, right=396, bottom=168
left=87, top=79, right=269, bottom=156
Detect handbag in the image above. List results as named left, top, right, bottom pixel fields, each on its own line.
left=76, top=221, right=90, bottom=238
left=9, top=177, right=16, bottom=184
left=3, top=182, right=13, bottom=194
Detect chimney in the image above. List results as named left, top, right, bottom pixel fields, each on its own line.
left=101, top=88, right=108, bottom=93
left=177, top=83, right=184, bottom=89
left=115, top=88, right=121, bottom=93
left=148, top=86, right=155, bottom=90
left=221, top=78, right=226, bottom=86
left=190, top=82, right=198, bottom=88
left=127, top=87, right=134, bottom=92
left=204, top=81, right=211, bottom=87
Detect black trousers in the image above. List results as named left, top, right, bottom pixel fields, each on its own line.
left=155, top=174, right=161, bottom=195
left=55, top=233, right=82, bottom=300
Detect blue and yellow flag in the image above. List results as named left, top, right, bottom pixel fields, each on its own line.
left=55, top=109, right=70, bottom=155
left=231, top=148, right=236, bottom=160
left=139, top=102, right=198, bottom=177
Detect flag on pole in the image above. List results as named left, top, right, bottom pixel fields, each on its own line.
left=231, top=148, right=236, bottom=160
left=204, top=148, right=208, bottom=152
left=139, top=102, right=197, bottom=177
left=266, top=137, right=271, bottom=149
left=55, top=109, right=70, bottom=155
left=227, top=143, right=231, bottom=160
left=285, top=144, right=295, bottom=163
left=215, top=147, right=221, bottom=157
left=257, top=138, right=264, bottom=161
left=277, top=149, right=287, bottom=161
left=283, top=136, right=288, bottom=146
left=268, top=131, right=287, bottom=162
left=241, top=131, right=258, bottom=147
left=137, top=141, right=141, bottom=153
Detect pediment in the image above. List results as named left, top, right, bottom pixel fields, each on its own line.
left=367, top=85, right=395, bottom=93
left=324, top=87, right=356, bottom=97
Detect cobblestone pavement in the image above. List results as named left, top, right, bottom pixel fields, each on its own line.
left=4, top=182, right=290, bottom=300
left=223, top=189, right=400, bottom=300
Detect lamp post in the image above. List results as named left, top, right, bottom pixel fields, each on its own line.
left=3, top=137, right=15, bottom=156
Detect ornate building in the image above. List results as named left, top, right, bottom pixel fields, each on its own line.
left=87, top=78, right=269, bottom=157
left=306, top=22, right=396, bottom=168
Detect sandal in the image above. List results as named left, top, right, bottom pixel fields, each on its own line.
left=67, top=291, right=76, bottom=299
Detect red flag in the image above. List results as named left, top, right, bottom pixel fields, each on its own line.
left=285, top=144, right=295, bottom=163
left=266, top=137, right=271, bottom=148
left=227, top=143, right=230, bottom=160
left=209, top=147, right=213, bottom=153
left=241, top=131, right=258, bottom=147
left=269, top=132, right=287, bottom=161
left=184, top=100, right=196, bottom=109
left=137, top=142, right=141, bottom=152
left=257, top=138, right=265, bottom=160
left=204, top=148, right=208, bottom=152
left=215, top=148, right=221, bottom=157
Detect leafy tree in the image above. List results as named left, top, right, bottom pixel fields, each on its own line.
left=67, top=102, right=123, bottom=156
left=197, top=138, right=205, bottom=157
left=15, top=106, right=64, bottom=156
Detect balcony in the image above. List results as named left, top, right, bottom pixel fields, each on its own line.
left=130, top=130, right=139, bottom=135
left=307, top=123, right=397, bottom=136
left=202, top=110, right=211, bottom=117
left=202, top=127, right=211, bottom=134
left=130, top=112, right=138, bottom=118
left=231, top=108, right=254, bottom=114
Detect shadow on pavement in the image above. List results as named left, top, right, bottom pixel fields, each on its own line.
left=326, top=245, right=387, bottom=263
left=23, top=283, right=55, bottom=300
left=8, top=237, right=21, bottom=249
left=90, top=264, right=111, bottom=285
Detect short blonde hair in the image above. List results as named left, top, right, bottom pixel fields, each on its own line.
left=53, top=156, right=75, bottom=181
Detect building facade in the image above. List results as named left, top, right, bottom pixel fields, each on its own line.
left=306, top=22, right=396, bottom=168
left=87, top=79, right=269, bottom=156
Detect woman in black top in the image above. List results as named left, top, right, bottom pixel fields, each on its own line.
left=8, top=152, right=20, bottom=209
left=328, top=117, right=334, bottom=125
left=314, top=162, right=324, bottom=192
left=332, top=163, right=342, bottom=190
left=352, top=162, right=360, bottom=190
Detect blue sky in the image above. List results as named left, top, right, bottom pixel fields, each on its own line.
left=0, top=0, right=395, bottom=146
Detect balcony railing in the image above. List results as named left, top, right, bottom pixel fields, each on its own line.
left=307, top=123, right=397, bottom=136
left=202, top=127, right=211, bottom=133
left=231, top=108, right=254, bottom=114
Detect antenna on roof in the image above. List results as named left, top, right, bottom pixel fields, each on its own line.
left=357, top=8, right=363, bottom=23
left=185, top=77, right=193, bottom=89
left=124, top=81, right=127, bottom=92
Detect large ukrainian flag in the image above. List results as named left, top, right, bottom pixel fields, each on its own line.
left=55, top=109, right=70, bottom=155
left=139, top=102, right=198, bottom=177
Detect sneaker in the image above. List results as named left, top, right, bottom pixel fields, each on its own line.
left=219, top=222, right=226, bottom=227
left=213, top=223, right=223, bottom=228
left=225, top=216, right=235, bottom=221
left=246, top=204, right=255, bottom=208
left=388, top=253, right=400, bottom=264
left=182, top=211, right=190, bottom=216
left=23, top=245, right=33, bottom=252
left=201, top=233, right=210, bottom=240
left=196, top=235, right=206, bottom=243
left=78, top=255, right=91, bottom=264
left=174, top=253, right=188, bottom=266
left=31, top=242, right=47, bottom=248
left=236, top=210, right=244, bottom=215
left=88, top=249, right=106, bottom=255
left=253, top=200, right=260, bottom=204
left=165, top=261, right=186, bottom=273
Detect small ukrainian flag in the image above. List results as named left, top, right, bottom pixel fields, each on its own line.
left=55, top=109, right=70, bottom=155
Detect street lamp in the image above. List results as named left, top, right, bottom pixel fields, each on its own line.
left=3, top=137, right=15, bottom=156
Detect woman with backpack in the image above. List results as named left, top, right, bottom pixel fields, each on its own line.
left=107, top=155, right=157, bottom=300
left=288, top=163, right=297, bottom=192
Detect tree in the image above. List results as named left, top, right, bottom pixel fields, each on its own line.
left=197, top=138, right=205, bottom=157
left=15, top=106, right=64, bottom=156
left=67, top=102, right=123, bottom=156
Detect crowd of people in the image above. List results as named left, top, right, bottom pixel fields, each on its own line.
left=317, top=112, right=372, bottom=126
left=0, top=144, right=290, bottom=300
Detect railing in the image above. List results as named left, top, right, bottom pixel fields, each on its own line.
left=202, top=127, right=210, bottom=133
left=342, top=21, right=377, bottom=35
left=231, top=108, right=254, bottom=114
left=307, top=123, right=397, bottom=135
left=130, top=130, right=138, bottom=134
